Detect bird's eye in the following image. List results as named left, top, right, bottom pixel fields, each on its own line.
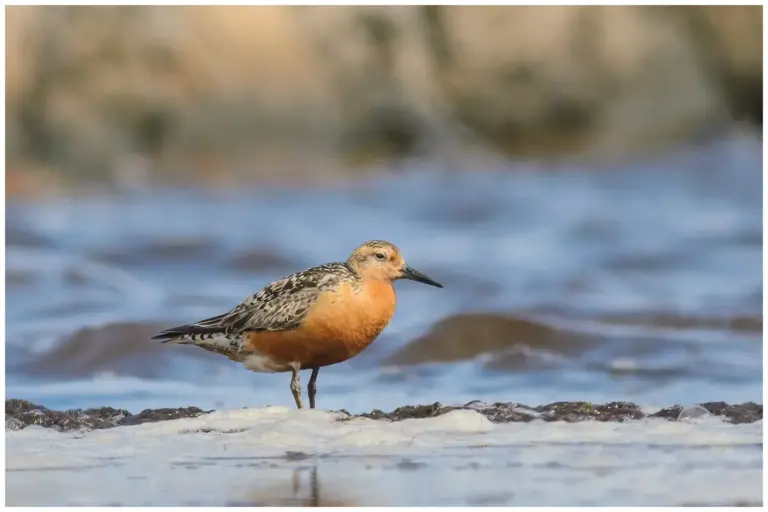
left=374, top=252, right=386, bottom=261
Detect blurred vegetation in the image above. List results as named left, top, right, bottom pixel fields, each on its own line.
left=6, top=6, right=762, bottom=196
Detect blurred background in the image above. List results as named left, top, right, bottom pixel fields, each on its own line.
left=5, top=5, right=763, bottom=413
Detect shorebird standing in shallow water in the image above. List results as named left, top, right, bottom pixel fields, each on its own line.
left=153, top=240, right=442, bottom=409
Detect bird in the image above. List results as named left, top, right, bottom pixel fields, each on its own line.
left=152, top=240, right=443, bottom=409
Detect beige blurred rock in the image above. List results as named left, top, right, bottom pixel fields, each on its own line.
left=5, top=5, right=761, bottom=190
left=298, top=5, right=761, bottom=160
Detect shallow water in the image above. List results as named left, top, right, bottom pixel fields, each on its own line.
left=5, top=407, right=763, bottom=506
left=6, top=134, right=763, bottom=415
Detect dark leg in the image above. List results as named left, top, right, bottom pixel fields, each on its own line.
left=290, top=367, right=303, bottom=409
left=308, top=368, right=320, bottom=409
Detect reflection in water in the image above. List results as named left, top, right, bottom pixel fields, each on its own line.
left=239, top=465, right=360, bottom=507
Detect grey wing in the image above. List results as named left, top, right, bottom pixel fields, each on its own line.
left=218, top=286, right=319, bottom=333
left=217, top=266, right=345, bottom=334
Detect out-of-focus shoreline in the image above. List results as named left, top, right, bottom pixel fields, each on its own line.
left=5, top=126, right=762, bottom=201
left=6, top=6, right=762, bottom=198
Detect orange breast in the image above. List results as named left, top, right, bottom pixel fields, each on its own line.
left=246, top=280, right=396, bottom=369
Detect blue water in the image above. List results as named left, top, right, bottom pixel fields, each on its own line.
left=5, top=133, right=762, bottom=413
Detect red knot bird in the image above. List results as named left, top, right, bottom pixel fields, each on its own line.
left=152, top=240, right=443, bottom=409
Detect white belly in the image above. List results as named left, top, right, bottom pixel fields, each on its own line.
left=243, top=353, right=292, bottom=373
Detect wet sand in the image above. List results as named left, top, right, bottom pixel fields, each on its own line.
left=6, top=402, right=762, bottom=506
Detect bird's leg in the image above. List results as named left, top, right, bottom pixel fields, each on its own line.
left=308, top=368, right=320, bottom=409
left=290, top=367, right=303, bottom=409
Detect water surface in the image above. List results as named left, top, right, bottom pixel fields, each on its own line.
left=6, top=133, right=762, bottom=414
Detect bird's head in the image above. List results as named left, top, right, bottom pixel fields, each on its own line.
left=346, top=240, right=443, bottom=288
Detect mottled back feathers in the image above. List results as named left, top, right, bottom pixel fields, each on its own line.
left=218, top=263, right=358, bottom=333
left=152, top=262, right=358, bottom=341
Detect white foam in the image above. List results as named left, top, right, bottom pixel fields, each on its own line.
left=6, top=407, right=762, bottom=506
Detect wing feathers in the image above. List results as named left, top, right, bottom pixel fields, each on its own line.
left=151, top=313, right=227, bottom=341
left=153, top=262, right=355, bottom=342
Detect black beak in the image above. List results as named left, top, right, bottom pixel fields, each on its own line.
left=401, top=265, right=443, bottom=288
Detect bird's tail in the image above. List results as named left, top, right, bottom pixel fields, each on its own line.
left=151, top=314, right=227, bottom=344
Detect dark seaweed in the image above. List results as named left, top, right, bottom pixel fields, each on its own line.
left=6, top=398, right=761, bottom=433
